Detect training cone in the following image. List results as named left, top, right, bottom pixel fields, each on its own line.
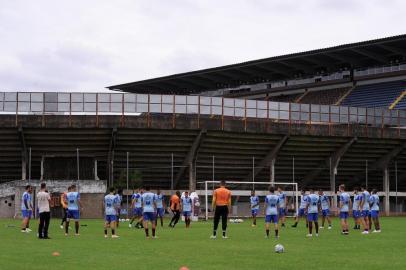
left=52, top=252, right=60, bottom=256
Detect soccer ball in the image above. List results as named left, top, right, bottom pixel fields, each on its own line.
left=274, top=244, right=284, bottom=253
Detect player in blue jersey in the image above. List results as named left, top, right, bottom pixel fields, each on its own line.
left=115, top=189, right=123, bottom=228
left=369, top=189, right=381, bottom=233
left=318, top=189, right=332, bottom=229
left=306, top=189, right=320, bottom=237
left=104, top=187, right=120, bottom=238
left=360, top=186, right=370, bottom=234
left=181, top=191, right=193, bottom=228
left=155, top=189, right=166, bottom=227
left=250, top=190, right=260, bottom=227
left=352, top=188, right=362, bottom=230
left=21, top=185, right=33, bottom=233
left=65, top=185, right=82, bottom=236
left=277, top=187, right=287, bottom=228
left=142, top=186, right=157, bottom=238
left=338, top=184, right=351, bottom=235
left=129, top=188, right=144, bottom=228
left=292, top=190, right=308, bottom=228
left=264, top=186, right=280, bottom=239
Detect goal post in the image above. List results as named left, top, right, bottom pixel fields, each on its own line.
left=197, top=181, right=299, bottom=221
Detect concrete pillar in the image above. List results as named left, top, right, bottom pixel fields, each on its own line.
left=40, top=156, right=44, bottom=181
left=383, top=167, right=390, bottom=216
left=330, top=164, right=337, bottom=210
left=21, top=157, right=26, bottom=181
left=94, top=160, right=99, bottom=180
left=189, top=162, right=196, bottom=191
left=270, top=158, right=275, bottom=184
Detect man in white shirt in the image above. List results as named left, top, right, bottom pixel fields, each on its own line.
left=37, top=183, right=51, bottom=239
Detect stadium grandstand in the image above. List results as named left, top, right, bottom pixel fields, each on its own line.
left=1, top=34, right=406, bottom=218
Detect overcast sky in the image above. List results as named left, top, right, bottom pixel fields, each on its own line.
left=0, top=0, right=405, bottom=92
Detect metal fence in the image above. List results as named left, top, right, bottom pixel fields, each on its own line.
left=1, top=92, right=406, bottom=128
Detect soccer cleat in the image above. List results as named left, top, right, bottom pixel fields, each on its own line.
left=21, top=229, right=27, bottom=233
left=104, top=235, right=108, bottom=238
left=222, top=235, right=228, bottom=239
left=111, top=235, right=120, bottom=238
left=65, top=233, right=68, bottom=236
left=328, top=226, right=332, bottom=230
left=152, top=236, right=159, bottom=239
left=306, top=234, right=313, bottom=237
left=75, top=233, right=80, bottom=236
left=275, top=236, right=279, bottom=240
left=320, top=226, right=324, bottom=229
left=60, top=225, right=64, bottom=229
left=26, top=228, right=32, bottom=232
left=251, top=224, right=256, bottom=227
left=210, top=235, right=217, bottom=239
left=128, top=224, right=132, bottom=228
left=315, top=234, right=319, bottom=237
left=373, top=230, right=381, bottom=233
left=362, top=231, right=369, bottom=235
left=265, top=235, right=269, bottom=239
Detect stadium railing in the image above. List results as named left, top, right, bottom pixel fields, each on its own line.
left=0, top=92, right=406, bottom=138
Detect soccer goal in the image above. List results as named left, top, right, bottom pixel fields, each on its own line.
left=197, top=181, right=299, bottom=221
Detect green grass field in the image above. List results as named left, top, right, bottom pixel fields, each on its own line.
left=0, top=217, right=405, bottom=270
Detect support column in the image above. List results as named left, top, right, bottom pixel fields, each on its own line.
left=270, top=158, right=275, bottom=184
left=330, top=158, right=337, bottom=210
left=40, top=156, right=44, bottom=181
left=383, top=167, right=390, bottom=216
left=189, top=162, right=196, bottom=191
left=94, top=160, right=99, bottom=180
left=21, top=157, right=27, bottom=181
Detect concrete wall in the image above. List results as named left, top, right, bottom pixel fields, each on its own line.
left=0, top=180, right=107, bottom=218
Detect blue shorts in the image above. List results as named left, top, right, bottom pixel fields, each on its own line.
left=298, top=208, right=305, bottom=217
left=105, top=215, right=117, bottom=223
left=278, top=208, right=286, bottom=217
left=353, top=210, right=361, bottom=218
left=183, top=211, right=191, bottom=217
left=339, top=212, right=349, bottom=220
left=143, top=212, right=155, bottom=222
left=361, top=210, right=370, bottom=217
left=251, top=209, right=259, bottom=216
left=307, top=213, right=318, bottom=222
left=22, top=210, right=32, bottom=219
left=371, top=210, right=379, bottom=218
left=133, top=207, right=143, bottom=216
left=265, top=215, right=278, bottom=224
left=156, top=208, right=164, bottom=218
left=322, top=209, right=330, bottom=217
left=67, top=210, right=80, bottom=220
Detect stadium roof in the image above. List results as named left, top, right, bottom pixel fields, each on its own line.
left=107, top=34, right=406, bottom=94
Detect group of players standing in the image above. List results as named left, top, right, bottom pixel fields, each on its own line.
left=20, top=181, right=382, bottom=240
left=250, top=184, right=382, bottom=239
left=104, top=186, right=194, bottom=238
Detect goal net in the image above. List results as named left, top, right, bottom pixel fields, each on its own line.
left=196, top=181, right=298, bottom=221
